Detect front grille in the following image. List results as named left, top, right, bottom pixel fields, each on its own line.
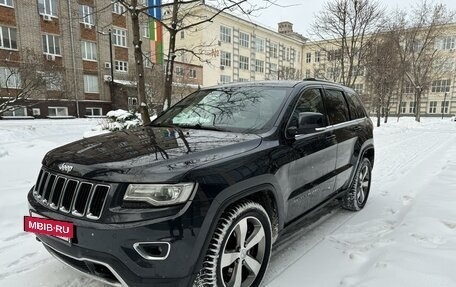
left=33, top=168, right=110, bottom=220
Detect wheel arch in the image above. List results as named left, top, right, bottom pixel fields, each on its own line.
left=189, top=176, right=284, bottom=284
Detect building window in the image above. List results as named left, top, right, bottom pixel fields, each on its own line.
left=0, top=0, right=13, bottom=8
left=404, top=82, right=414, bottom=94
left=255, top=37, right=264, bottom=53
left=2, top=106, right=26, bottom=117
left=220, top=75, right=231, bottom=84
left=85, top=107, right=102, bottom=116
left=115, top=60, right=128, bottom=72
left=80, top=5, right=94, bottom=26
left=409, top=101, right=416, bottom=114
left=48, top=107, right=68, bottom=117
left=255, top=59, right=264, bottom=73
left=180, top=30, right=185, bottom=39
left=305, top=69, right=311, bottom=78
left=239, top=31, right=249, bottom=48
left=189, top=69, right=196, bottom=78
left=354, top=84, right=364, bottom=94
left=431, top=79, right=451, bottom=93
left=142, top=25, right=149, bottom=38
left=306, top=52, right=311, bottom=63
left=436, top=36, right=455, bottom=50
left=0, top=67, right=20, bottom=88
left=38, top=0, right=58, bottom=17
left=175, top=66, right=184, bottom=76
left=400, top=102, right=407, bottom=113
left=220, top=51, right=231, bottom=67
left=270, top=63, right=278, bottom=73
left=81, top=41, right=97, bottom=61
left=83, top=74, right=99, bottom=93
left=113, top=28, right=127, bottom=47
left=143, top=56, right=151, bottom=68
left=220, top=25, right=231, bottom=43
left=44, top=72, right=62, bottom=91
left=239, top=55, right=249, bottom=70
left=354, top=66, right=364, bottom=77
left=315, top=51, right=320, bottom=62
left=428, top=101, right=437, bottom=114
left=128, top=97, right=138, bottom=107
left=441, top=101, right=449, bottom=114
left=286, top=48, right=290, bottom=61
left=270, top=43, right=278, bottom=58
left=112, top=0, right=126, bottom=14
left=42, top=34, right=61, bottom=55
left=0, top=26, right=17, bottom=50
left=238, top=78, right=248, bottom=82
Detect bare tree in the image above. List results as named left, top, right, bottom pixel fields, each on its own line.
left=364, top=32, right=402, bottom=126
left=0, top=49, right=64, bottom=116
left=311, top=0, right=384, bottom=87
left=388, top=2, right=455, bottom=122
left=278, top=67, right=303, bottom=80
left=114, top=0, right=278, bottom=125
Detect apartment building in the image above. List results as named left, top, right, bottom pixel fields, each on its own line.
left=301, top=25, right=456, bottom=117
left=162, top=4, right=307, bottom=87
left=0, top=0, right=199, bottom=118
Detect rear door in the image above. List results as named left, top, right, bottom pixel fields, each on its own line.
left=285, top=87, right=337, bottom=222
left=322, top=87, right=361, bottom=192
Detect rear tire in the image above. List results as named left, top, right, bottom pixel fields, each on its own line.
left=194, top=201, right=272, bottom=287
left=342, top=158, right=372, bottom=211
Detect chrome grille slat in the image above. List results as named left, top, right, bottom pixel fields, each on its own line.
left=33, top=168, right=110, bottom=220
left=72, top=183, right=93, bottom=217
left=49, top=177, right=67, bottom=209
left=37, top=172, right=49, bottom=198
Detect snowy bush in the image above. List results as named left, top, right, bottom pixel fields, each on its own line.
left=451, top=115, right=455, bottom=122
left=84, top=109, right=159, bottom=138
left=103, top=109, right=142, bottom=131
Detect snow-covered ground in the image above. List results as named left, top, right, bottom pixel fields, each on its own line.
left=1, top=117, right=455, bottom=286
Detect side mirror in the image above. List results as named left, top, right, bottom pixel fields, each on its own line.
left=297, top=112, right=325, bottom=133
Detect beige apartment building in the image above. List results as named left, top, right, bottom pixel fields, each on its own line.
left=166, top=3, right=456, bottom=117
left=163, top=4, right=307, bottom=87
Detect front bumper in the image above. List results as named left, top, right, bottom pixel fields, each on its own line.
left=28, top=190, right=208, bottom=287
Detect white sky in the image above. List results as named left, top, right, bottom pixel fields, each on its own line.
left=247, top=0, right=456, bottom=37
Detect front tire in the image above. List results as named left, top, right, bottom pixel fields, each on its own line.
left=195, top=201, right=272, bottom=287
left=342, top=158, right=372, bottom=211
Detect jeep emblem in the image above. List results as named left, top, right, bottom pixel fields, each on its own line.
left=58, top=163, right=73, bottom=173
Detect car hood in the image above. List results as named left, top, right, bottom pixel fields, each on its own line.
left=43, top=126, right=262, bottom=182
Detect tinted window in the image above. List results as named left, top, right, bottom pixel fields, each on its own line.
left=289, top=88, right=327, bottom=129
left=324, top=89, right=349, bottom=125
left=345, top=91, right=366, bottom=119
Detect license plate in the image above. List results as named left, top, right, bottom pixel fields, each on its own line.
left=24, top=212, right=74, bottom=243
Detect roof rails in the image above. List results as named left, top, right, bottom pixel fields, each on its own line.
left=302, top=77, right=333, bottom=83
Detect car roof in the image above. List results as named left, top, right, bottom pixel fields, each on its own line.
left=203, top=79, right=345, bottom=90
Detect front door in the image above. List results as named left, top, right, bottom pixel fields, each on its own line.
left=285, top=87, right=337, bottom=222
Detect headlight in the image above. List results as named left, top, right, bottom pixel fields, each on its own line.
left=123, top=183, right=195, bottom=207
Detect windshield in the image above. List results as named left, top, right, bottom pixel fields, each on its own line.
left=152, top=86, right=290, bottom=133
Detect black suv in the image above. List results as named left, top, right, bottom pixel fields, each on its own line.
left=27, top=80, right=374, bottom=287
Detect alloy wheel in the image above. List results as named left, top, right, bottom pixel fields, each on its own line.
left=220, top=216, right=266, bottom=287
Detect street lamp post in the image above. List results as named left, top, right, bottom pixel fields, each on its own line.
left=97, top=29, right=115, bottom=97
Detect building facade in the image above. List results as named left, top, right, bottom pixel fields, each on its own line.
left=1, top=0, right=455, bottom=118
left=162, top=4, right=306, bottom=87
left=0, top=0, right=204, bottom=118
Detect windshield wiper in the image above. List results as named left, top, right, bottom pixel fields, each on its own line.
left=177, top=124, right=225, bottom=132
left=147, top=123, right=192, bottom=153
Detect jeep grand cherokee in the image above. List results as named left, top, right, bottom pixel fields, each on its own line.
left=26, top=79, right=374, bottom=287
